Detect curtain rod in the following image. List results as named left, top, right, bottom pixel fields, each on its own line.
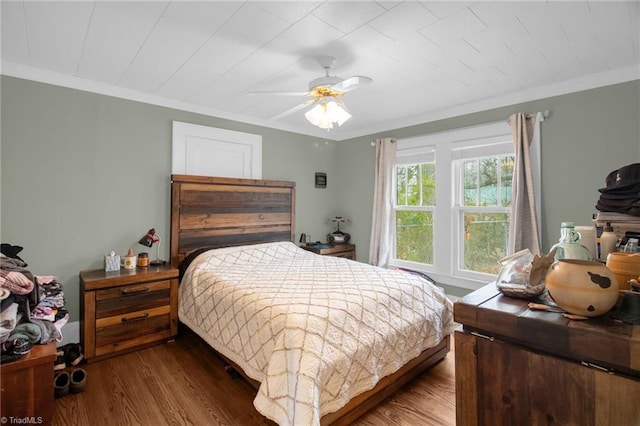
left=372, top=110, right=551, bottom=147
left=370, top=139, right=397, bottom=147
left=532, top=110, right=550, bottom=122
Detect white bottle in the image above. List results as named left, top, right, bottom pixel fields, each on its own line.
left=600, top=223, right=618, bottom=261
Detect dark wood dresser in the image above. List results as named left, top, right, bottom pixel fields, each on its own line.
left=80, top=265, right=178, bottom=362
left=454, top=283, right=640, bottom=426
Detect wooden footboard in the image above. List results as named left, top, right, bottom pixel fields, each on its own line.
left=322, top=334, right=450, bottom=425
left=182, top=324, right=450, bottom=425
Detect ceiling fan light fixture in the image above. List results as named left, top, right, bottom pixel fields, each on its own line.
left=305, top=97, right=352, bottom=130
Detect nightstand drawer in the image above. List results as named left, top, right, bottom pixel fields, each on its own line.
left=96, top=305, right=171, bottom=348
left=96, top=280, right=171, bottom=318
left=329, top=251, right=355, bottom=259
left=80, top=265, right=179, bottom=362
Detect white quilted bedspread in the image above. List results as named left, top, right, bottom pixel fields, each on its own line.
left=179, top=242, right=455, bottom=426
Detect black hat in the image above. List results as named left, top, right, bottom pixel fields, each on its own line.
left=598, top=189, right=640, bottom=200
left=596, top=197, right=640, bottom=209
left=0, top=243, right=25, bottom=263
left=599, top=163, right=640, bottom=193
left=595, top=204, right=640, bottom=216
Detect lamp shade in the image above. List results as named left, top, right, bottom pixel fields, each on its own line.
left=328, top=216, right=350, bottom=231
left=329, top=216, right=349, bottom=223
left=138, top=228, right=166, bottom=265
left=305, top=97, right=351, bottom=130
left=138, top=228, right=158, bottom=247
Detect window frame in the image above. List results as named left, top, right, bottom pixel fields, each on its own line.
left=389, top=121, right=540, bottom=291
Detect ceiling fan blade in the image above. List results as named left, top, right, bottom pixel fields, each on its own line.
left=331, top=76, right=372, bottom=93
left=269, top=99, right=316, bottom=121
left=245, top=90, right=311, bottom=97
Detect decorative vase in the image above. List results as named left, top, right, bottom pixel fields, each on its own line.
left=606, top=252, right=640, bottom=290
left=545, top=259, right=619, bottom=317
left=549, top=222, right=593, bottom=261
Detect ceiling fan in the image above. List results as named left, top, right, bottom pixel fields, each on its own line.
left=247, top=56, right=372, bottom=130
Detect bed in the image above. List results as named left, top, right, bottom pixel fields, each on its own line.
left=170, top=174, right=455, bottom=426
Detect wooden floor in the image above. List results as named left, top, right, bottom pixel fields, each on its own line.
left=53, top=331, right=455, bottom=426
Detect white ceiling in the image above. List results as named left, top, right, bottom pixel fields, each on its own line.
left=2, top=1, right=639, bottom=141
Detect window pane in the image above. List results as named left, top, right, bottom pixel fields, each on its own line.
left=396, top=167, right=407, bottom=205
left=421, top=163, right=436, bottom=205
left=463, top=160, right=479, bottom=206
left=407, top=165, right=420, bottom=206
left=464, top=156, right=514, bottom=207
left=396, top=211, right=433, bottom=264
left=397, top=163, right=436, bottom=207
left=501, top=156, right=514, bottom=207
left=462, top=212, right=509, bottom=274
left=479, top=158, right=498, bottom=206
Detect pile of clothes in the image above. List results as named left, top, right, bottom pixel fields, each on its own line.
left=0, top=243, right=68, bottom=362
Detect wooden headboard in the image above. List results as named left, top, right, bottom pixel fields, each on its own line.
left=170, top=174, right=296, bottom=267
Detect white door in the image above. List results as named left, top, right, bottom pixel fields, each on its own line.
left=172, top=121, right=262, bottom=179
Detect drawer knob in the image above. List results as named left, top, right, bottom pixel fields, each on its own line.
left=121, top=286, right=150, bottom=295
left=121, top=312, right=149, bottom=322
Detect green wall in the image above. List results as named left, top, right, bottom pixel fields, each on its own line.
left=1, top=76, right=339, bottom=321
left=337, top=80, right=640, bottom=297
left=2, top=76, right=639, bottom=318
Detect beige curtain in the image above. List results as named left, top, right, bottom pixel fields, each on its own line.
left=508, top=113, right=541, bottom=255
left=369, top=138, right=397, bottom=266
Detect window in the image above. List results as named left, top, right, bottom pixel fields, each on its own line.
left=390, top=122, right=532, bottom=290
left=458, top=155, right=514, bottom=275
left=395, top=162, right=435, bottom=264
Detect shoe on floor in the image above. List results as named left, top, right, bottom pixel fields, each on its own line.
left=64, top=343, right=84, bottom=366
left=54, top=349, right=66, bottom=371
left=54, top=371, right=70, bottom=398
left=70, top=368, right=87, bottom=394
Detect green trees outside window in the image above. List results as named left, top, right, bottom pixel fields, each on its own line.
left=396, top=211, right=433, bottom=264
left=395, top=163, right=435, bottom=264
left=462, top=156, right=514, bottom=274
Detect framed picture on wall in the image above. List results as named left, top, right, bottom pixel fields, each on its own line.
left=315, top=172, right=327, bottom=188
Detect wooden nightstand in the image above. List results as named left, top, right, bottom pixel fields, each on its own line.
left=301, top=243, right=356, bottom=260
left=80, top=265, right=178, bottom=362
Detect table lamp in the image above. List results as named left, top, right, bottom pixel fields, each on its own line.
left=327, top=216, right=351, bottom=244
left=138, top=228, right=166, bottom=266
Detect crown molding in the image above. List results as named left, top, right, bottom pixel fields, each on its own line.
left=0, top=61, right=324, bottom=138
left=2, top=61, right=638, bottom=142
left=336, top=65, right=640, bottom=140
